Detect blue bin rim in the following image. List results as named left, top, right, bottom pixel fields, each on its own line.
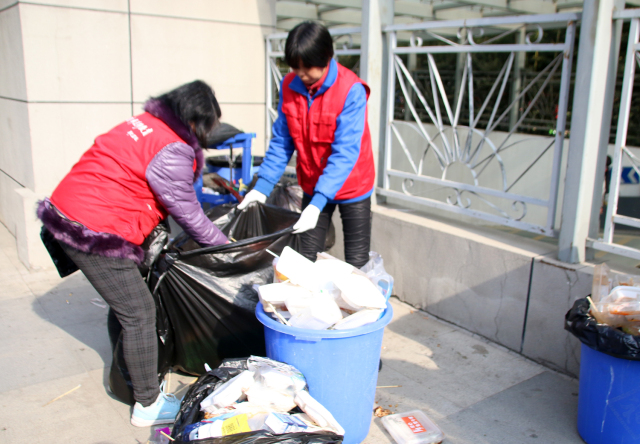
left=255, top=301, right=394, bottom=341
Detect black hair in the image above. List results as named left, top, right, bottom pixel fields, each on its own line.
left=285, top=21, right=334, bottom=69
left=156, top=80, right=221, bottom=146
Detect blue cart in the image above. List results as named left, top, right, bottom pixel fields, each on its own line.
left=194, top=132, right=257, bottom=207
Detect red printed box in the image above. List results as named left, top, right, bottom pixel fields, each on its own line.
left=381, top=410, right=445, bottom=444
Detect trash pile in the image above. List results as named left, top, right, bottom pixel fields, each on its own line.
left=258, top=247, right=393, bottom=331
left=588, top=263, right=640, bottom=335
left=172, top=357, right=344, bottom=442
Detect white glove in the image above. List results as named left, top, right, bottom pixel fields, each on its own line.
left=293, top=205, right=321, bottom=234
left=238, top=189, right=266, bottom=210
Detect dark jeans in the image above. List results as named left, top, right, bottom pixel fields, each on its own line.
left=60, top=243, right=160, bottom=406
left=298, top=194, right=372, bottom=268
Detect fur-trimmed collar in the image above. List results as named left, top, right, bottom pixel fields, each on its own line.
left=144, top=98, right=204, bottom=178
left=144, top=98, right=199, bottom=150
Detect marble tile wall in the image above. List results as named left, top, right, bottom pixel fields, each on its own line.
left=0, top=0, right=276, bottom=247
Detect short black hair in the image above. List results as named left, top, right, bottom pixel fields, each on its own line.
left=155, top=80, right=221, bottom=146
left=285, top=21, right=334, bottom=69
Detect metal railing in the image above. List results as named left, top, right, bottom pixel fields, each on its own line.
left=379, top=13, right=579, bottom=236
left=590, top=11, right=640, bottom=261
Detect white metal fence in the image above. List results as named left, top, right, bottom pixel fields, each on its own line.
left=378, top=13, right=578, bottom=237
left=264, top=10, right=640, bottom=261
left=590, top=11, right=640, bottom=261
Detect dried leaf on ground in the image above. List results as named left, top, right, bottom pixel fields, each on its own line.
left=374, top=406, right=392, bottom=417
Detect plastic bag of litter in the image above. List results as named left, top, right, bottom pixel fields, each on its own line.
left=171, top=358, right=343, bottom=444
left=360, top=252, right=394, bottom=300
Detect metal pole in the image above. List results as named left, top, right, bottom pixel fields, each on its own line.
left=383, top=32, right=398, bottom=191
left=586, top=0, right=625, bottom=257
left=603, top=18, right=640, bottom=244
left=362, top=0, right=394, bottom=204
left=509, top=28, right=526, bottom=131
left=454, top=29, right=467, bottom=121
left=558, top=0, right=615, bottom=263
left=547, top=21, right=576, bottom=233
left=265, top=37, right=273, bottom=153
left=404, top=50, right=417, bottom=121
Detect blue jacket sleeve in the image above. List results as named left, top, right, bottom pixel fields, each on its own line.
left=254, top=80, right=296, bottom=197
left=310, top=83, right=367, bottom=210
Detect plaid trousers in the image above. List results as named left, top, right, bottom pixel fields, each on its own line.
left=61, top=243, right=160, bottom=406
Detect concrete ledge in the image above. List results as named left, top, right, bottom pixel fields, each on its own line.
left=14, top=187, right=50, bottom=270
left=523, top=256, right=591, bottom=376
left=371, top=205, right=539, bottom=353
left=331, top=203, right=591, bottom=376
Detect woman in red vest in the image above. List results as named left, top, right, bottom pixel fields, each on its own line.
left=37, top=81, right=228, bottom=427
left=239, top=22, right=375, bottom=268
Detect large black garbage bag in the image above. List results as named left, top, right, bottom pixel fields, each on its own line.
left=565, top=297, right=640, bottom=360
left=171, top=358, right=343, bottom=444
left=150, top=203, right=300, bottom=375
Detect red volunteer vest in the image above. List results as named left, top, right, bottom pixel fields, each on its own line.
left=281, top=63, right=375, bottom=200
left=51, top=112, right=189, bottom=245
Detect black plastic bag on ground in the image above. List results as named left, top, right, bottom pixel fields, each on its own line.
left=171, top=358, right=343, bottom=444
left=565, top=297, right=640, bottom=360
left=149, top=203, right=300, bottom=375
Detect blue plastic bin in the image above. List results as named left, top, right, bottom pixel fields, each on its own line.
left=255, top=301, right=394, bottom=444
left=578, top=343, right=640, bottom=443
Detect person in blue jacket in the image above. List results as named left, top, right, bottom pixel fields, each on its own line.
left=239, top=21, right=375, bottom=268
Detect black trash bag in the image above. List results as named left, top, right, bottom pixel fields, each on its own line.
left=139, top=221, right=171, bottom=275
left=565, top=297, right=640, bottom=360
left=266, top=182, right=303, bottom=214
left=171, top=358, right=343, bottom=444
left=263, top=183, right=334, bottom=251
left=207, top=123, right=244, bottom=147
left=207, top=155, right=264, bottom=169
left=150, top=203, right=300, bottom=375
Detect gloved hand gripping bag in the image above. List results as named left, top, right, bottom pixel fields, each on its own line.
left=150, top=203, right=300, bottom=375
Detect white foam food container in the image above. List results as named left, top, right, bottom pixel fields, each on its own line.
left=258, top=282, right=312, bottom=310
left=607, top=285, right=640, bottom=303
left=332, top=308, right=382, bottom=330
left=381, top=410, right=444, bottom=444
left=288, top=297, right=343, bottom=330
left=334, top=273, right=386, bottom=310
left=275, top=247, right=315, bottom=288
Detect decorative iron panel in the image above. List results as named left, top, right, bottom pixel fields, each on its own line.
left=380, top=14, right=579, bottom=236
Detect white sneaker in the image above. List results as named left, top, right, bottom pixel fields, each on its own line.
left=131, top=381, right=181, bottom=427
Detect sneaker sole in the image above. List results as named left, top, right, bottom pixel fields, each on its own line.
left=130, top=416, right=175, bottom=428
